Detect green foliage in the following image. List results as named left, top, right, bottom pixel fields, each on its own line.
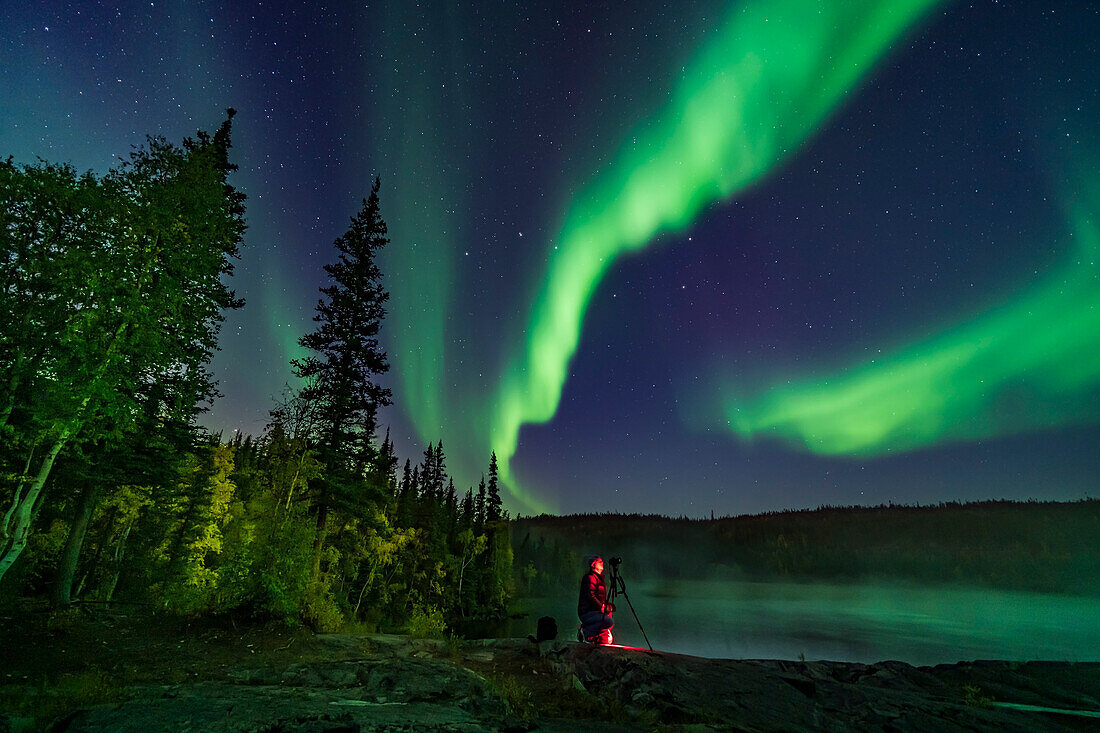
left=1, top=138, right=519, bottom=635
left=293, top=176, right=392, bottom=474
left=304, top=579, right=346, bottom=633
left=406, top=603, right=446, bottom=639
left=176, top=445, right=237, bottom=608
left=0, top=111, right=245, bottom=584
left=520, top=562, right=538, bottom=593
left=20, top=518, right=68, bottom=590
left=248, top=511, right=315, bottom=620
left=488, top=673, right=534, bottom=719
left=963, top=684, right=993, bottom=708
left=6, top=426, right=517, bottom=632
left=152, top=445, right=238, bottom=613
left=0, top=668, right=121, bottom=726
left=444, top=632, right=466, bottom=658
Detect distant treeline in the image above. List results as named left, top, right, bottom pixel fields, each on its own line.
left=513, top=499, right=1100, bottom=596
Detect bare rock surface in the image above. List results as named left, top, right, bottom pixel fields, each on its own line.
left=18, top=632, right=1100, bottom=732
left=551, top=642, right=1100, bottom=731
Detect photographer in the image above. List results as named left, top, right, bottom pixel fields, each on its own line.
left=577, top=555, right=614, bottom=644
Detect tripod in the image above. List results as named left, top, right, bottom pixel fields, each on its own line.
left=606, top=560, right=653, bottom=651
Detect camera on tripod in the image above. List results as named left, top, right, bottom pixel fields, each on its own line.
left=601, top=554, right=653, bottom=650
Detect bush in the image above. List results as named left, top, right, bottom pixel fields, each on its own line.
left=445, top=632, right=466, bottom=658
left=0, top=669, right=121, bottom=725
left=488, top=673, right=534, bottom=719
left=406, top=603, right=446, bottom=639
left=304, top=582, right=345, bottom=633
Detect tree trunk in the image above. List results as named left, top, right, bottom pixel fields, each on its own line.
left=103, top=521, right=133, bottom=603
left=353, top=561, right=378, bottom=617
left=0, top=348, right=25, bottom=429
left=281, top=447, right=309, bottom=516
left=458, top=552, right=467, bottom=601
left=74, top=505, right=117, bottom=600
left=1, top=443, right=37, bottom=540
left=0, top=309, right=126, bottom=586
left=310, top=502, right=329, bottom=584
left=52, top=482, right=99, bottom=608
left=0, top=429, right=71, bottom=584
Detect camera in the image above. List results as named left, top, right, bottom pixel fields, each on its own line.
left=608, top=556, right=622, bottom=567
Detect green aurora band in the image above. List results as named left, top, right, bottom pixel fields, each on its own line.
left=711, top=167, right=1100, bottom=455
left=373, top=1, right=462, bottom=444
left=490, top=0, right=944, bottom=511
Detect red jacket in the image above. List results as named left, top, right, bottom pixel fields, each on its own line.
left=578, top=570, right=607, bottom=616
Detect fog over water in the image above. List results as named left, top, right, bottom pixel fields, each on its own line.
left=514, top=580, right=1100, bottom=666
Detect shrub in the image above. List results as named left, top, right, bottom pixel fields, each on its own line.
left=488, top=673, right=534, bottom=719
left=406, top=603, right=446, bottom=639
left=304, top=582, right=345, bottom=632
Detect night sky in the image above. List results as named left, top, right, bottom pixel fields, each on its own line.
left=3, top=1, right=1097, bottom=516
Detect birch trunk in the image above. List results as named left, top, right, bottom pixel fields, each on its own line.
left=0, top=319, right=127, bottom=585
left=0, top=429, right=71, bottom=583
left=103, top=521, right=133, bottom=603
left=353, top=561, right=378, bottom=617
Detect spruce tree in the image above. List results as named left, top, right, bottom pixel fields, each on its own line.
left=396, top=459, right=413, bottom=527
left=459, top=489, right=473, bottom=530
left=401, top=464, right=420, bottom=528
left=378, top=428, right=398, bottom=495
left=294, top=177, right=392, bottom=463
left=475, top=477, right=487, bottom=530
left=292, top=176, right=392, bottom=578
left=399, top=458, right=412, bottom=497
left=444, top=477, right=458, bottom=542
left=486, top=451, right=503, bottom=522
left=419, top=443, right=438, bottom=503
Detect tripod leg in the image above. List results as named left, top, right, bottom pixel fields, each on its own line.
left=619, top=589, right=654, bottom=651
left=611, top=570, right=653, bottom=651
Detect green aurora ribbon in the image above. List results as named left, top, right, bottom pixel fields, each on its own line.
left=489, top=0, right=945, bottom=511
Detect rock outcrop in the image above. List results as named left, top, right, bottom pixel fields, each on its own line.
left=33, top=634, right=1100, bottom=731
left=550, top=642, right=1100, bottom=731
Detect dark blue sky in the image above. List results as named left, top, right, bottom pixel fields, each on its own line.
left=2, top=1, right=1097, bottom=515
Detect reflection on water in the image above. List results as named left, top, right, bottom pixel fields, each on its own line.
left=509, top=581, right=1100, bottom=665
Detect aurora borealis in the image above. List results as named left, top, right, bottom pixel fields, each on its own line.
left=712, top=174, right=1100, bottom=456
left=486, top=0, right=944, bottom=510
left=2, top=1, right=1097, bottom=515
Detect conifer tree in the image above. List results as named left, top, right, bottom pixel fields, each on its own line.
left=475, top=477, right=487, bottom=530
left=459, top=489, right=473, bottom=530
left=399, top=459, right=412, bottom=498
left=444, top=477, right=457, bottom=541
left=434, top=442, right=448, bottom=499
left=398, top=463, right=418, bottom=528
left=378, top=428, right=398, bottom=496
left=293, top=176, right=391, bottom=463
left=486, top=451, right=503, bottom=522
left=408, top=464, right=420, bottom=498
left=419, top=443, right=437, bottom=504
left=291, top=177, right=392, bottom=577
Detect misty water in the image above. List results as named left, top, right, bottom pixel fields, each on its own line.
left=510, top=580, right=1100, bottom=665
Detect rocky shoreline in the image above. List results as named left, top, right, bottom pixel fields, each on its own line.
left=7, top=631, right=1099, bottom=731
